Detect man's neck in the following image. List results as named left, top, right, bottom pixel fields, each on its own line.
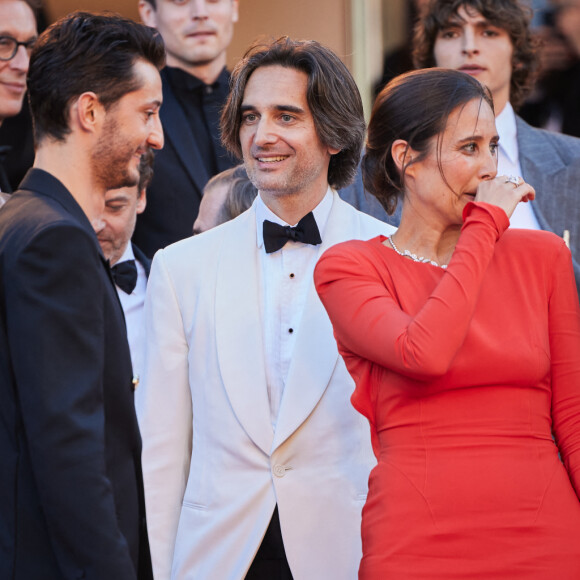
left=166, top=55, right=225, bottom=85
left=260, top=184, right=329, bottom=226
left=493, top=94, right=509, bottom=117
left=33, top=142, right=106, bottom=226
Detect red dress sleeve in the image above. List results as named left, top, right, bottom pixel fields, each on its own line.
left=314, top=202, right=509, bottom=381
left=548, top=241, right=580, bottom=496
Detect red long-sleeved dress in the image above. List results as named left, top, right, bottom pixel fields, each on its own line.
left=315, top=203, right=580, bottom=579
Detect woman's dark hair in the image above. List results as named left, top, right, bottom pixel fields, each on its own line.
left=413, top=0, right=539, bottom=110
left=221, top=36, right=365, bottom=190
left=363, top=68, right=494, bottom=214
left=28, top=11, right=165, bottom=143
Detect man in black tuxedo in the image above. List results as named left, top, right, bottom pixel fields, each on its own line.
left=97, top=150, right=154, bottom=379
left=134, top=0, right=239, bottom=257
left=0, top=12, right=165, bottom=579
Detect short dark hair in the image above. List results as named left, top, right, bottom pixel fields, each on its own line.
left=413, top=0, right=538, bottom=110
left=27, top=11, right=165, bottom=143
left=220, top=36, right=365, bottom=190
left=363, top=68, right=494, bottom=214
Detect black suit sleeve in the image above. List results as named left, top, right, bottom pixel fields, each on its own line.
left=7, top=223, right=137, bottom=579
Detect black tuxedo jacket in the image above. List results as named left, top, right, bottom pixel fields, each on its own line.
left=0, top=169, right=151, bottom=579
left=133, top=68, right=234, bottom=258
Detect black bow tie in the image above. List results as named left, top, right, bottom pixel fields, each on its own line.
left=262, top=211, right=322, bottom=254
left=111, top=259, right=137, bottom=294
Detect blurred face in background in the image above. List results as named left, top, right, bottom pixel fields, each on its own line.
left=433, top=5, right=514, bottom=113
left=96, top=185, right=147, bottom=265
left=0, top=0, right=37, bottom=124
left=139, top=0, right=238, bottom=79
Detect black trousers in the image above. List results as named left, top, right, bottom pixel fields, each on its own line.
left=245, top=506, right=293, bottom=580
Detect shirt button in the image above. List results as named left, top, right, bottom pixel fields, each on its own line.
left=288, top=328, right=293, bottom=334
left=273, top=464, right=291, bottom=477
left=289, top=273, right=295, bottom=278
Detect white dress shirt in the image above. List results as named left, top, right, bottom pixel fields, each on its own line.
left=115, top=243, right=147, bottom=377
left=496, top=102, right=540, bottom=230
left=256, top=188, right=333, bottom=429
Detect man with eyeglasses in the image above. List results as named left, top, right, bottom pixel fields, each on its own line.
left=0, top=0, right=36, bottom=203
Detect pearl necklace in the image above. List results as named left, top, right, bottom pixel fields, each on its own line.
left=388, top=235, right=448, bottom=269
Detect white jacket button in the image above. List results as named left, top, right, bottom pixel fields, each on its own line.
left=273, top=464, right=290, bottom=477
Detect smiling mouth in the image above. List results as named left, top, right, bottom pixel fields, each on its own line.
left=257, top=156, right=289, bottom=163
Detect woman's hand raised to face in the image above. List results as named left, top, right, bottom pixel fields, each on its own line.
left=474, top=175, right=536, bottom=220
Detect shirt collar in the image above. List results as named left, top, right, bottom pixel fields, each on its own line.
left=495, top=101, right=519, bottom=165
left=256, top=187, right=334, bottom=249
left=164, top=65, right=229, bottom=93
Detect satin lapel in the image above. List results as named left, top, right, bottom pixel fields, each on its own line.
left=160, top=72, right=210, bottom=195
left=272, top=195, right=359, bottom=451
left=215, top=206, right=273, bottom=455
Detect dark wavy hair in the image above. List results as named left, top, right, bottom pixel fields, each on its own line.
left=220, top=36, right=365, bottom=190
left=413, top=0, right=539, bottom=110
left=28, top=11, right=165, bottom=143
left=363, top=68, right=494, bottom=215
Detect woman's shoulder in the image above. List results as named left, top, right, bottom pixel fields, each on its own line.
left=322, top=235, right=389, bottom=260
left=502, top=227, right=568, bottom=254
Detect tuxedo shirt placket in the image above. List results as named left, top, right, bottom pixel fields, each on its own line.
left=256, top=190, right=333, bottom=430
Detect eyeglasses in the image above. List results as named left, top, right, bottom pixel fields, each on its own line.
left=0, top=35, right=36, bottom=61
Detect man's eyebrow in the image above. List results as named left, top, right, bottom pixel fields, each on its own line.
left=240, top=104, right=305, bottom=114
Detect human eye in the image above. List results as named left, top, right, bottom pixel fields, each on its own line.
left=280, top=113, right=294, bottom=123
left=241, top=112, right=258, bottom=124
left=439, top=28, right=459, bottom=39
left=0, top=36, right=16, bottom=59
left=462, top=142, right=477, bottom=153
left=489, top=141, right=498, bottom=155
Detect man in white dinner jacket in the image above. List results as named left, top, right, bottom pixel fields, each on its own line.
left=137, top=36, right=395, bottom=580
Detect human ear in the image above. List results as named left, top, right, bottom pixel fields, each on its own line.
left=139, top=0, right=157, bottom=27
left=74, top=92, right=104, bottom=134
left=136, top=190, right=147, bottom=214
left=391, top=139, right=413, bottom=173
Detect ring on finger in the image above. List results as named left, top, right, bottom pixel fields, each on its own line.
left=505, top=175, right=521, bottom=187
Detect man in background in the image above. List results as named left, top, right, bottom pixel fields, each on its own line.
left=97, top=150, right=154, bottom=378
left=0, top=0, right=37, bottom=201
left=135, top=0, right=239, bottom=256
left=192, top=163, right=256, bottom=234
left=0, top=12, right=164, bottom=578
left=414, top=0, right=580, bottom=288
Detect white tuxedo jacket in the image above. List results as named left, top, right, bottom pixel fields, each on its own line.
left=137, top=193, right=395, bottom=579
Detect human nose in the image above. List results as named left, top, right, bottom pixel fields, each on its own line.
left=10, top=45, right=30, bottom=72
left=461, top=28, right=479, bottom=56
left=253, top=117, right=278, bottom=147
left=190, top=0, right=209, bottom=19
left=92, top=216, right=106, bottom=234
left=479, top=149, right=498, bottom=181
left=148, top=115, right=164, bottom=150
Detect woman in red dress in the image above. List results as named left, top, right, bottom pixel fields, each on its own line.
left=314, top=68, right=580, bottom=579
